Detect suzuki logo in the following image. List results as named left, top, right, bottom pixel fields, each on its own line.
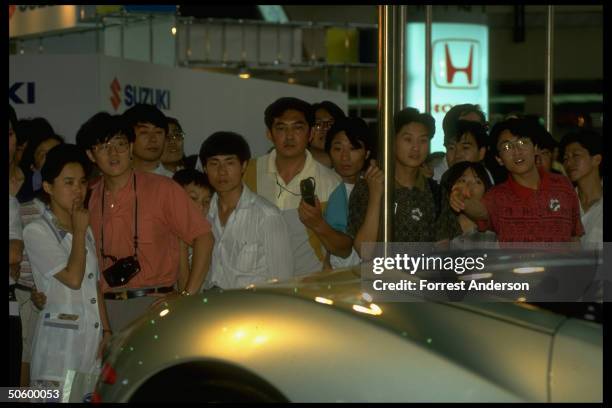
left=110, top=78, right=121, bottom=111
left=9, top=82, right=36, bottom=104
left=432, top=39, right=480, bottom=89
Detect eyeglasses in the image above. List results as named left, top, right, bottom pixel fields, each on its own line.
left=93, top=138, right=130, bottom=154
left=314, top=120, right=334, bottom=131
left=498, top=137, right=532, bottom=153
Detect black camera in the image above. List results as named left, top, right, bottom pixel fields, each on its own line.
left=300, top=177, right=316, bottom=206
left=102, top=256, right=141, bottom=287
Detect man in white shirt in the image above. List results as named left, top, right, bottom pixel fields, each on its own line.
left=200, top=131, right=293, bottom=289
left=123, top=104, right=174, bottom=178
left=560, top=129, right=603, bottom=247
left=243, top=97, right=344, bottom=276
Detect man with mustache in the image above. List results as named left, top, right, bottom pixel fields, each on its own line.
left=244, top=97, right=345, bottom=276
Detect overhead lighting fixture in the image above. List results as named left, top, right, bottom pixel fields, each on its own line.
left=287, top=77, right=296, bottom=84
left=171, top=26, right=177, bottom=36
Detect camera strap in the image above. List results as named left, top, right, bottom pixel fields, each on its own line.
left=100, top=173, right=139, bottom=263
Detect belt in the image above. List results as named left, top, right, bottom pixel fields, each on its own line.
left=103, top=286, right=174, bottom=300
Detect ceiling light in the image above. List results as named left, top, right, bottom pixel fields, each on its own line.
left=171, top=26, right=177, bottom=36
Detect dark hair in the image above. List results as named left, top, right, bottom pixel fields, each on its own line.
left=19, top=118, right=64, bottom=171
left=452, top=120, right=487, bottom=149
left=9, top=104, right=18, bottom=130
left=525, top=119, right=557, bottom=151
left=442, top=104, right=486, bottom=145
left=264, top=97, right=314, bottom=130
left=76, top=112, right=135, bottom=151
left=122, top=103, right=169, bottom=134
left=443, top=161, right=493, bottom=194
left=166, top=116, right=183, bottom=133
left=394, top=107, right=435, bottom=139
left=41, top=143, right=92, bottom=186
left=325, top=117, right=374, bottom=154
left=199, top=131, right=252, bottom=165
left=488, top=118, right=538, bottom=157
left=559, top=128, right=603, bottom=174
left=173, top=168, right=212, bottom=190
left=312, top=101, right=346, bottom=122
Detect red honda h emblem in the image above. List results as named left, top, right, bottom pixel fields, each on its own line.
left=432, top=39, right=480, bottom=89
left=445, top=43, right=473, bottom=84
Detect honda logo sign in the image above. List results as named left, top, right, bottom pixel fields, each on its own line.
left=433, top=39, right=480, bottom=89
left=406, top=23, right=489, bottom=153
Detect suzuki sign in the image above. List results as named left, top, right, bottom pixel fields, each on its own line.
left=406, top=23, right=489, bottom=153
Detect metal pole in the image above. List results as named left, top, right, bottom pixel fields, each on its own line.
left=120, top=14, right=125, bottom=58
left=174, top=15, right=179, bottom=67
left=545, top=6, right=555, bottom=133
left=425, top=5, right=433, bottom=114
left=149, top=14, right=154, bottom=63
left=357, top=67, right=362, bottom=117
left=378, top=5, right=402, bottom=246
left=397, top=6, right=407, bottom=109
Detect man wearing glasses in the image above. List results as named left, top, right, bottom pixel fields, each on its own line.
left=309, top=101, right=347, bottom=168
left=244, top=97, right=348, bottom=276
left=77, top=113, right=213, bottom=332
left=123, top=104, right=174, bottom=178
left=160, top=117, right=198, bottom=174
left=450, top=118, right=584, bottom=242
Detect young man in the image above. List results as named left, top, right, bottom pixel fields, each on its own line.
left=560, top=129, right=603, bottom=247
left=347, top=107, right=443, bottom=257
left=450, top=118, right=584, bottom=242
left=310, top=101, right=346, bottom=168
left=161, top=117, right=198, bottom=174
left=200, top=131, right=293, bottom=288
left=324, top=117, right=373, bottom=268
left=123, top=104, right=174, bottom=177
left=432, top=103, right=487, bottom=182
left=243, top=97, right=344, bottom=276
left=77, top=113, right=213, bottom=332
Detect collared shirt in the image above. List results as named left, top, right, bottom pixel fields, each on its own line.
left=23, top=209, right=102, bottom=382
left=88, top=170, right=211, bottom=293
left=205, top=184, right=293, bottom=289
left=578, top=184, right=603, bottom=247
left=478, top=167, right=584, bottom=242
left=152, top=163, right=175, bottom=178
left=347, top=169, right=441, bottom=242
left=244, top=149, right=341, bottom=276
left=324, top=182, right=361, bottom=269
left=17, top=198, right=46, bottom=289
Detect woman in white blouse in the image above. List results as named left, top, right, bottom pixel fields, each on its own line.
left=23, top=144, right=111, bottom=389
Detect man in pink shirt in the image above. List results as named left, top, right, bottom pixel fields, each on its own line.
left=77, top=112, right=213, bottom=332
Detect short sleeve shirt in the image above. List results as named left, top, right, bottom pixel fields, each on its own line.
left=88, top=170, right=212, bottom=292
left=478, top=167, right=584, bottom=242
left=347, top=171, right=439, bottom=242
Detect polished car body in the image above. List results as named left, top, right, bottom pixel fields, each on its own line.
left=94, top=257, right=603, bottom=403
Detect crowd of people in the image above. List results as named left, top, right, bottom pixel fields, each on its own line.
left=8, top=98, right=603, bottom=391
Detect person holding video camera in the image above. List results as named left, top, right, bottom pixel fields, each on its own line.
left=243, top=97, right=347, bottom=276
left=22, top=144, right=110, bottom=389
left=77, top=113, right=213, bottom=332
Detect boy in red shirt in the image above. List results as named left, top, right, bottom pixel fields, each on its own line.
left=450, top=118, right=583, bottom=242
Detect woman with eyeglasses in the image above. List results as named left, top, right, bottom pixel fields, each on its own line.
left=161, top=117, right=198, bottom=174
left=310, top=101, right=346, bottom=168
left=23, top=144, right=111, bottom=392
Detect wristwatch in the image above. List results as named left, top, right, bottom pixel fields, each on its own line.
left=180, top=290, right=191, bottom=296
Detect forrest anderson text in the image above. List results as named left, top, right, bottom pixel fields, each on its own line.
left=372, top=280, right=530, bottom=291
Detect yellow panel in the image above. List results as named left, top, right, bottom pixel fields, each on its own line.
left=96, top=5, right=123, bottom=16
left=325, top=28, right=359, bottom=64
